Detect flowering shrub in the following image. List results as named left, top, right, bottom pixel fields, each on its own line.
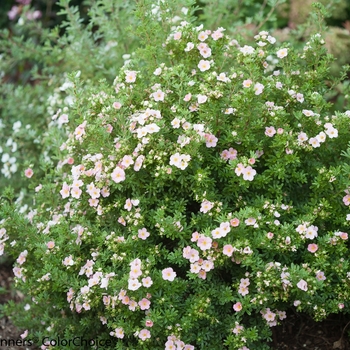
left=1, top=2, right=350, bottom=350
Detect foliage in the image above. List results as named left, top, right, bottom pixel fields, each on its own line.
left=1, top=2, right=350, bottom=349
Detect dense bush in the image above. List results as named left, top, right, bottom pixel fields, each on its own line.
left=1, top=1, right=350, bottom=349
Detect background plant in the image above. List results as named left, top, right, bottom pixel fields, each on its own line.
left=1, top=1, right=350, bottom=349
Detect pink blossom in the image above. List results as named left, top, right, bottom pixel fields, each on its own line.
left=138, top=329, right=151, bottom=341
left=152, top=89, right=165, bottom=102
left=198, top=270, right=206, bottom=279
left=316, top=271, right=326, bottom=281
left=238, top=285, right=249, bottom=296
left=242, top=79, right=252, bottom=88
left=114, top=327, right=124, bottom=339
left=24, top=168, right=33, bottom=178
left=138, top=298, right=151, bottom=310
left=276, top=48, right=288, bottom=58
left=198, top=60, right=211, bottom=72
left=198, top=31, right=208, bottom=41
left=242, top=166, right=257, bottom=181
left=200, top=200, right=214, bottom=213
left=235, top=163, right=244, bottom=176
left=199, top=46, right=212, bottom=58
left=204, top=133, right=218, bottom=147
left=254, top=83, right=264, bottom=95
left=197, top=235, right=212, bottom=250
left=183, top=93, right=192, bottom=102
left=265, top=126, right=276, bottom=137
left=162, top=268, right=176, bottom=281
left=307, top=243, right=318, bottom=253
left=233, top=323, right=244, bottom=335
left=343, top=195, right=350, bottom=206
left=125, top=70, right=137, bottom=83
left=145, top=320, right=154, bottom=327
left=47, top=241, right=55, bottom=249
left=191, top=232, right=200, bottom=242
left=70, top=187, right=82, bottom=199
left=297, top=279, right=308, bottom=291
left=197, top=94, right=208, bottom=104
left=128, top=278, right=141, bottom=291
left=230, top=218, right=240, bottom=227
left=8, top=6, right=20, bottom=20
left=113, top=102, right=122, bottom=109
left=173, top=32, right=182, bottom=40
left=142, top=276, right=153, bottom=288
left=20, top=330, right=28, bottom=339
left=111, top=166, right=125, bottom=183
left=223, top=244, right=234, bottom=257
left=60, top=182, right=70, bottom=198
left=138, top=228, right=150, bottom=240
left=340, top=232, right=348, bottom=240
left=211, top=28, right=225, bottom=40
left=233, top=302, right=242, bottom=311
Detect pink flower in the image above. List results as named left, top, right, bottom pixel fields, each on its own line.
left=197, top=94, right=207, bottom=104
left=307, top=243, right=318, bottom=253
left=340, top=232, right=348, bottom=240
left=211, top=29, right=224, bottom=40
left=125, top=70, right=137, bottom=83
left=242, top=166, right=257, bottom=181
left=296, top=279, right=308, bottom=291
left=204, top=133, right=218, bottom=147
left=343, top=195, right=350, bottom=206
left=223, top=244, right=234, bottom=257
left=242, top=79, right=253, bottom=88
left=316, top=270, right=326, bottom=281
left=138, top=298, right=151, bottom=310
left=138, top=329, right=151, bottom=340
left=235, top=163, right=244, bottom=176
left=173, top=32, right=182, bottom=40
left=200, top=200, right=214, bottom=213
left=238, top=286, right=249, bottom=296
left=198, top=31, right=208, bottom=41
left=8, top=6, right=20, bottom=20
left=263, top=309, right=276, bottom=322
left=142, top=277, right=153, bottom=288
left=191, top=232, right=200, bottom=242
left=276, top=48, right=288, bottom=58
left=60, top=182, right=70, bottom=199
left=70, top=187, right=82, bottom=199
left=111, top=166, right=125, bottom=183
left=265, top=126, right=276, bottom=137
left=20, top=330, right=28, bottom=339
left=230, top=218, right=240, bottom=227
left=138, top=228, right=150, bottom=240
left=145, top=320, right=154, bottom=327
left=162, top=268, right=176, bottom=281
left=183, top=93, right=192, bottom=102
left=121, top=155, right=134, bottom=168
left=233, top=302, right=242, bottom=312
left=114, top=327, right=124, bottom=339
left=24, top=168, right=33, bottom=178
left=152, top=89, right=165, bottom=102
left=197, top=235, right=212, bottom=250
left=232, top=323, right=244, bottom=335
left=254, top=83, right=264, bottom=95
left=113, top=102, right=122, bottom=109
left=47, top=241, right=55, bottom=249
left=198, top=60, right=211, bottom=72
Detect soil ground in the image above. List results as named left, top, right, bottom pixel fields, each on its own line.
left=0, top=263, right=349, bottom=350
